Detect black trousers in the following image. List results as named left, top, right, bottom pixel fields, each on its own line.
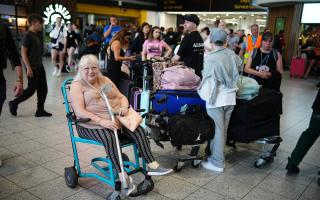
left=0, top=69, right=6, bottom=116
left=288, top=111, right=320, bottom=166
left=12, top=66, right=48, bottom=110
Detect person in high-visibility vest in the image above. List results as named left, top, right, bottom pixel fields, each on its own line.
left=239, top=24, right=262, bottom=64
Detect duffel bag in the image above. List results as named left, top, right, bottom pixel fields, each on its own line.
left=167, top=111, right=215, bottom=146
left=161, top=65, right=201, bottom=90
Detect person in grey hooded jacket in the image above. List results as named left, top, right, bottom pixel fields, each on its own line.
left=198, top=28, right=241, bottom=173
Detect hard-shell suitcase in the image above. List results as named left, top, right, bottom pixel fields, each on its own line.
left=129, top=87, right=141, bottom=110
left=151, top=90, right=205, bottom=116
left=290, top=57, right=306, bottom=78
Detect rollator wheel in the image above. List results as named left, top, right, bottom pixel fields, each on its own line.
left=253, top=158, right=266, bottom=169
left=64, top=167, right=78, bottom=188
left=191, top=160, right=201, bottom=168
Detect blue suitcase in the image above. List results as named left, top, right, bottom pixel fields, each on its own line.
left=151, top=90, right=205, bottom=116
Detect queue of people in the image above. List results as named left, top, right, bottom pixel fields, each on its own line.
left=1, top=11, right=319, bottom=198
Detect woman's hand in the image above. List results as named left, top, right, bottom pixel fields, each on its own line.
left=127, top=56, right=136, bottom=61
left=119, top=107, right=129, bottom=117
left=258, top=71, right=272, bottom=79
left=26, top=67, right=33, bottom=78
left=99, top=119, right=120, bottom=130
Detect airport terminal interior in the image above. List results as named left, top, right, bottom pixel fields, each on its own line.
left=0, top=0, right=320, bottom=199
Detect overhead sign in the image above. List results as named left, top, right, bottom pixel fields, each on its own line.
left=43, top=4, right=71, bottom=25
left=160, top=0, right=264, bottom=11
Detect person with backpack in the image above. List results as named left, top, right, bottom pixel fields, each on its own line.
left=244, top=32, right=283, bottom=91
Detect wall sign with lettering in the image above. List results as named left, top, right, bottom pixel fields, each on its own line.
left=43, top=4, right=71, bottom=25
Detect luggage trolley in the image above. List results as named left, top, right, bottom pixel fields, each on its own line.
left=61, top=78, right=154, bottom=198
left=138, top=58, right=213, bottom=172
left=227, top=88, right=283, bottom=169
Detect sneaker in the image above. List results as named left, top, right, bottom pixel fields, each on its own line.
left=147, top=166, right=173, bottom=176
left=65, top=65, right=70, bottom=73
left=8, top=101, right=18, bottom=116
left=52, top=68, right=58, bottom=76
left=35, top=110, right=52, bottom=117
left=201, top=161, right=224, bottom=173
left=286, top=163, right=300, bottom=175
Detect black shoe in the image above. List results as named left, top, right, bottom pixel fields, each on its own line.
left=8, top=101, right=18, bottom=116
left=286, top=163, right=300, bottom=174
left=35, top=110, right=52, bottom=117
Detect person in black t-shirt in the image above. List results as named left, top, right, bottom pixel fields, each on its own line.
left=9, top=14, right=52, bottom=117
left=286, top=88, right=320, bottom=175
left=172, top=14, right=204, bottom=78
left=244, top=32, right=283, bottom=91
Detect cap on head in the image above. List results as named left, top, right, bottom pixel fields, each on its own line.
left=210, top=28, right=227, bottom=45
left=184, top=14, right=200, bottom=26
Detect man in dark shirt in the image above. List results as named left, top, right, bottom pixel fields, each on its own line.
left=286, top=88, right=320, bottom=174
left=172, top=14, right=204, bottom=77
left=0, top=21, right=23, bottom=118
left=9, top=14, right=52, bottom=117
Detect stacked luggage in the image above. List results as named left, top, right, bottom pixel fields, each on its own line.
left=138, top=58, right=213, bottom=171
left=227, top=88, right=283, bottom=168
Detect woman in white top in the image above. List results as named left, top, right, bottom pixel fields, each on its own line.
left=200, top=27, right=213, bottom=57
left=49, top=17, right=67, bottom=77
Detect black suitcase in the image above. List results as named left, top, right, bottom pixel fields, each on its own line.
left=232, top=88, right=282, bottom=124
left=228, top=116, right=280, bottom=143
left=227, top=89, right=282, bottom=143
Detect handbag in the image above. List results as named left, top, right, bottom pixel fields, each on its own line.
left=116, top=106, right=142, bottom=132
left=50, top=26, right=63, bottom=44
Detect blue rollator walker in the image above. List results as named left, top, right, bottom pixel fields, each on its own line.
left=61, top=78, right=154, bottom=199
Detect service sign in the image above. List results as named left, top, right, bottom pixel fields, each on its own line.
left=43, top=4, right=71, bottom=25
left=160, top=0, right=263, bottom=11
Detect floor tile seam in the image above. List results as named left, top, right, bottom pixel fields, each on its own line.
left=60, top=188, right=93, bottom=200
left=170, top=172, right=217, bottom=187
left=0, top=147, right=20, bottom=161
left=3, top=189, right=42, bottom=200
left=0, top=176, right=25, bottom=198
left=0, top=160, right=38, bottom=177
left=255, top=185, right=305, bottom=200
left=240, top=167, right=275, bottom=200
left=19, top=152, right=66, bottom=170
left=222, top=171, right=268, bottom=188
left=181, top=187, right=207, bottom=200
left=5, top=143, right=49, bottom=156
left=294, top=177, right=315, bottom=200
left=26, top=176, right=84, bottom=197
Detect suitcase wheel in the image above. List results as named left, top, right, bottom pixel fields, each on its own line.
left=253, top=157, right=274, bottom=169
left=191, top=160, right=201, bottom=168
left=174, top=161, right=184, bottom=172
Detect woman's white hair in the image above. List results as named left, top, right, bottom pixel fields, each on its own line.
left=74, top=54, right=103, bottom=81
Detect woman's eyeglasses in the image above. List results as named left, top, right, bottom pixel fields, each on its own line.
left=82, top=66, right=99, bottom=72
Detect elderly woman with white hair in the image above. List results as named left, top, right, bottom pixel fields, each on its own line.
left=69, top=54, right=173, bottom=197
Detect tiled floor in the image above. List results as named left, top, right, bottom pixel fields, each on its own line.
left=1, top=58, right=320, bottom=200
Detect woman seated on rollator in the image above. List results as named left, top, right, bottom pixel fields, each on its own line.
left=69, top=54, right=173, bottom=196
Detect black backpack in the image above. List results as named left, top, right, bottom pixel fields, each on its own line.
left=167, top=111, right=215, bottom=146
